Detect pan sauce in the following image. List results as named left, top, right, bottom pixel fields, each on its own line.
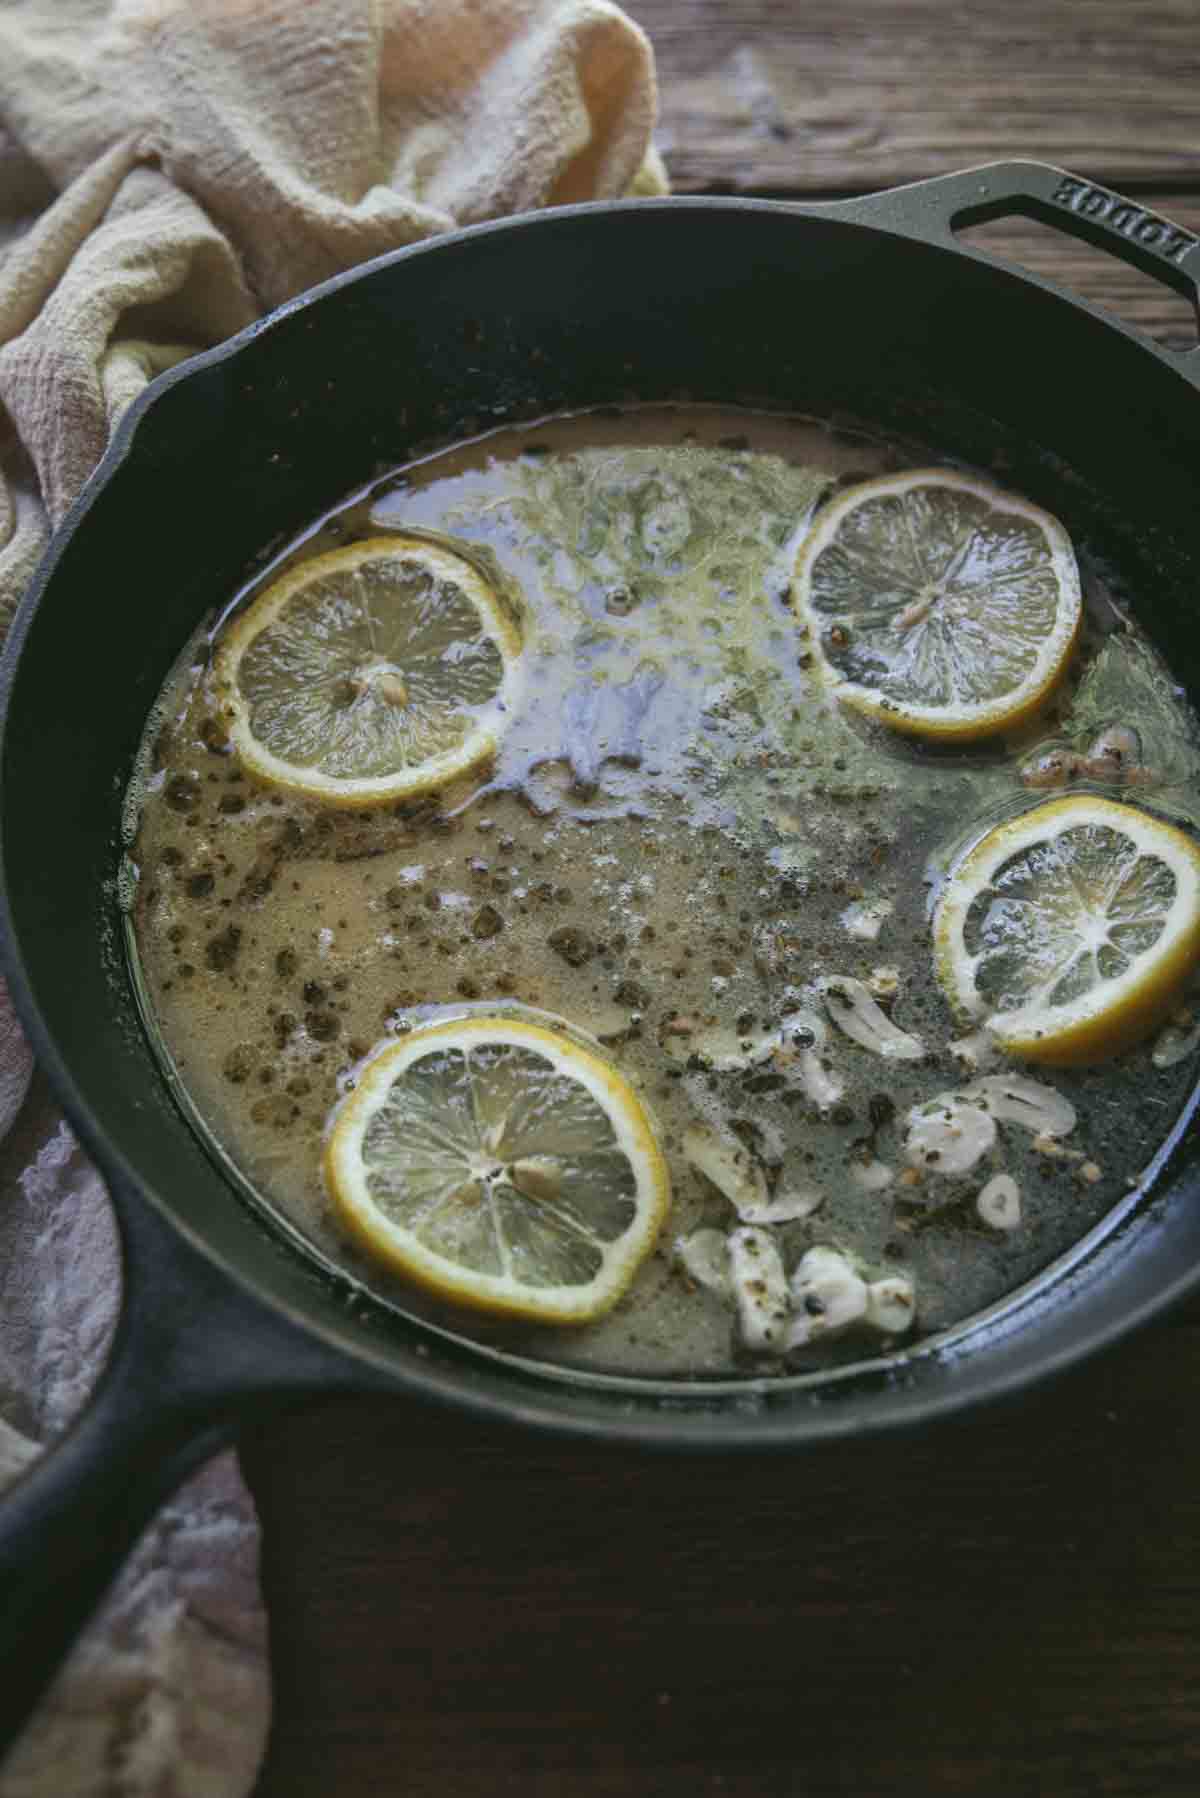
left=124, top=408, right=1200, bottom=1379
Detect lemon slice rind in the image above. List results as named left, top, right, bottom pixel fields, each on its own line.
left=214, top=536, right=523, bottom=808
left=325, top=1013, right=671, bottom=1324
left=935, top=795, right=1200, bottom=1065
left=794, top=469, right=1082, bottom=742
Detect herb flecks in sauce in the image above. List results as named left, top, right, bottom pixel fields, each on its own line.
left=126, top=409, right=1200, bottom=1380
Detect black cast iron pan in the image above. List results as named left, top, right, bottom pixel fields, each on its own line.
left=3, top=160, right=1200, bottom=1750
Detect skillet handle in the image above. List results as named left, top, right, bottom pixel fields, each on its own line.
left=822, top=159, right=1200, bottom=360
left=0, top=1185, right=365, bottom=1758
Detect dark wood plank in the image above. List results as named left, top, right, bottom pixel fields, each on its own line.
left=626, top=0, right=1200, bottom=195
left=243, top=1314, right=1200, bottom=1798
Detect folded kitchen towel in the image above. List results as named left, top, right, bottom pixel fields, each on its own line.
left=0, top=3, right=663, bottom=1791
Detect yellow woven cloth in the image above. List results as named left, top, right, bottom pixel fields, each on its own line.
left=0, top=4, right=662, bottom=1792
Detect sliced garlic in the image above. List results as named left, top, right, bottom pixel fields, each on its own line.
left=667, top=1021, right=777, bottom=1071
left=864, top=1273, right=916, bottom=1333
left=904, top=1094, right=997, bottom=1175
left=964, top=1075, right=1076, bottom=1139
left=682, top=1121, right=815, bottom=1223
left=675, top=1229, right=732, bottom=1298
left=683, top=1121, right=768, bottom=1215
left=821, top=976, right=926, bottom=1061
left=797, top=1048, right=845, bottom=1111
left=729, top=1227, right=791, bottom=1352
left=670, top=1007, right=846, bottom=1117
left=668, top=1009, right=823, bottom=1074
left=743, top=1183, right=825, bottom=1224
left=786, top=1246, right=868, bottom=1348
left=788, top=1244, right=862, bottom=1299
left=976, top=1172, right=1021, bottom=1231
left=771, top=1009, right=845, bottom=1111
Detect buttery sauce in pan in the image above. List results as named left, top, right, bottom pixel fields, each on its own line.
left=123, top=409, right=1200, bottom=1380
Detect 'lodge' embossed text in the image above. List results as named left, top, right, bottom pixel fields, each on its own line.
left=1052, top=178, right=1197, bottom=264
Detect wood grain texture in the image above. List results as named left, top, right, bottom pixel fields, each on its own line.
left=625, top=0, right=1200, bottom=195
left=244, top=1309, right=1200, bottom=1797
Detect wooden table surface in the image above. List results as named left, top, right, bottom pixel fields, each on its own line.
left=245, top=5, right=1200, bottom=1793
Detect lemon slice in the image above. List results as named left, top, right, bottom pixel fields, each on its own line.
left=214, top=536, right=523, bottom=806
left=935, top=796, right=1200, bottom=1064
left=793, top=469, right=1081, bottom=740
left=325, top=1013, right=671, bottom=1323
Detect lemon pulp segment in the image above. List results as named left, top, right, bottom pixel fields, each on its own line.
left=324, top=1014, right=671, bottom=1323
left=793, top=469, right=1081, bottom=740
left=214, top=536, right=522, bottom=806
left=935, top=796, right=1200, bottom=1064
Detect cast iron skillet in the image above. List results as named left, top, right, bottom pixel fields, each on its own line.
left=3, top=159, right=1200, bottom=1747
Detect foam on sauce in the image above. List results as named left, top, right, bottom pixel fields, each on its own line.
left=124, top=408, right=1200, bottom=1380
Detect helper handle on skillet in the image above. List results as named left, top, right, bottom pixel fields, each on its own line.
left=3, top=156, right=1192, bottom=1758
left=0, top=1175, right=374, bottom=1756
left=823, top=159, right=1200, bottom=357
